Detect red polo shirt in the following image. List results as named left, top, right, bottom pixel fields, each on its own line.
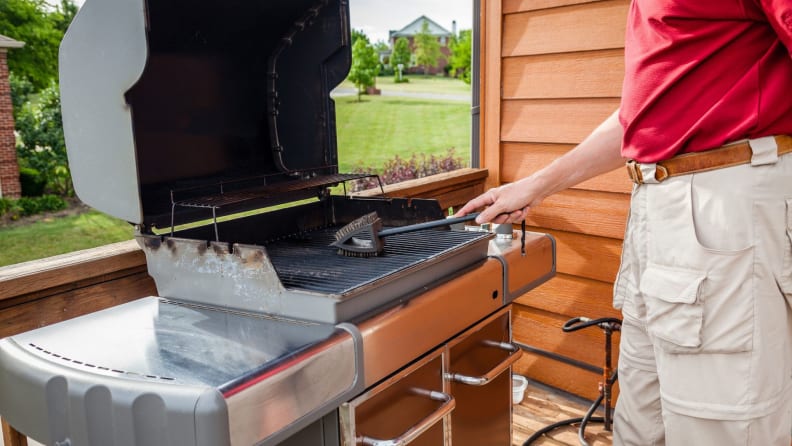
left=620, top=0, right=792, bottom=163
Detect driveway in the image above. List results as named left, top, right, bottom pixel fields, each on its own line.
left=331, top=87, right=471, bottom=102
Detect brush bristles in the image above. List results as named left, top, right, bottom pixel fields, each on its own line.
left=336, top=248, right=380, bottom=258
left=332, top=212, right=385, bottom=256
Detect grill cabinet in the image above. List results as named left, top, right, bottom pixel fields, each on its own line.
left=0, top=0, right=557, bottom=445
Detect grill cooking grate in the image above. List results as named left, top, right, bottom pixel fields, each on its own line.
left=265, top=226, right=490, bottom=295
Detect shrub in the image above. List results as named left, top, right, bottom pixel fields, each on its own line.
left=349, top=148, right=465, bottom=192
left=0, top=194, right=67, bottom=220
left=15, top=81, right=74, bottom=196
left=36, top=194, right=68, bottom=212
left=19, top=166, right=46, bottom=196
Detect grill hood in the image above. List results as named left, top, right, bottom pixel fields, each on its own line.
left=60, top=0, right=352, bottom=228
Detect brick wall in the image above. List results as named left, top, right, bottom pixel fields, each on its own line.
left=0, top=49, right=21, bottom=199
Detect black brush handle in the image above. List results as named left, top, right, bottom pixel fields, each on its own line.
left=378, top=213, right=480, bottom=238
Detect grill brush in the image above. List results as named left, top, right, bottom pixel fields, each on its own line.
left=332, top=212, right=480, bottom=257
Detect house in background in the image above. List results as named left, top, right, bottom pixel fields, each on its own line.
left=0, top=34, right=24, bottom=199
left=388, top=15, right=455, bottom=75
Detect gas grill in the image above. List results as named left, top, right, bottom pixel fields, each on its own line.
left=0, top=0, right=556, bottom=445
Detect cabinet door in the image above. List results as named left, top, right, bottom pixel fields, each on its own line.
left=446, top=307, right=521, bottom=446
left=340, top=348, right=453, bottom=446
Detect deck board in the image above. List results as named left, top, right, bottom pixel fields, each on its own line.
left=512, top=380, right=613, bottom=446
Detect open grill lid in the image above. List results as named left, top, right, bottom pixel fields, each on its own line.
left=60, top=0, right=352, bottom=228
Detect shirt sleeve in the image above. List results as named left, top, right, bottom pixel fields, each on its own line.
left=759, top=0, right=792, bottom=56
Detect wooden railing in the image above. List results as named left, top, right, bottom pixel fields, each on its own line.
left=0, top=168, right=488, bottom=446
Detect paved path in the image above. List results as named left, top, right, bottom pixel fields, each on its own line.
left=331, top=87, right=471, bottom=102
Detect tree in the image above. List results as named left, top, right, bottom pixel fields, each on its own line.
left=8, top=72, right=34, bottom=120
left=15, top=82, right=73, bottom=195
left=347, top=38, right=380, bottom=101
left=449, top=29, right=472, bottom=84
left=391, top=37, right=411, bottom=68
left=413, top=21, right=441, bottom=76
left=0, top=0, right=76, bottom=90
left=351, top=28, right=370, bottom=48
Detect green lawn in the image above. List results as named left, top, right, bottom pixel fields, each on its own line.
left=1, top=88, right=472, bottom=267
left=0, top=210, right=133, bottom=266
left=335, top=95, right=471, bottom=172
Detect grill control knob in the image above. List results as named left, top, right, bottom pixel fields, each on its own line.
left=495, top=224, right=515, bottom=240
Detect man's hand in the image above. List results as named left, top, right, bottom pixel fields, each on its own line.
left=455, top=177, right=547, bottom=224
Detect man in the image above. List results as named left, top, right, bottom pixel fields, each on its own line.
left=457, top=1, right=792, bottom=445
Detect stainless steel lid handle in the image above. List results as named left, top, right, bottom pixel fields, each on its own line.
left=357, top=389, right=455, bottom=446
left=446, top=341, right=523, bottom=386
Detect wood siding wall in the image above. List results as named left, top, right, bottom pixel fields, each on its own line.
left=482, top=0, right=631, bottom=400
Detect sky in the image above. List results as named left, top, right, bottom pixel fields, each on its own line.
left=64, top=0, right=473, bottom=46
left=349, top=0, right=473, bottom=44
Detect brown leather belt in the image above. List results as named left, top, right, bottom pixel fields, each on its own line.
left=626, top=135, right=792, bottom=185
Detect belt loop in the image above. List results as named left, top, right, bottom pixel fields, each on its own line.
left=626, top=160, right=643, bottom=184
left=638, top=163, right=661, bottom=184
left=749, top=136, right=778, bottom=166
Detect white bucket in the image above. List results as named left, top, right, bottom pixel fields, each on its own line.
left=512, top=374, right=528, bottom=404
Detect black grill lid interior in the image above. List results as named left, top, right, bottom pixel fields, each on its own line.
left=125, top=0, right=351, bottom=227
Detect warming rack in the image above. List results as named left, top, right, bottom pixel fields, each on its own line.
left=167, top=170, right=385, bottom=240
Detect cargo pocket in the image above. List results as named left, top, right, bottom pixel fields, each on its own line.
left=778, top=199, right=792, bottom=297
left=640, top=264, right=706, bottom=351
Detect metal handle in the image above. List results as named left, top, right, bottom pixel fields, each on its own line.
left=446, top=341, right=523, bottom=386
left=357, top=388, right=455, bottom=446
left=377, top=213, right=480, bottom=238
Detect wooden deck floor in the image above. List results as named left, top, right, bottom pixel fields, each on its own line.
left=512, top=380, right=613, bottom=446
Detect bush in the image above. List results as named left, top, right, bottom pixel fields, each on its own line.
left=0, top=194, right=68, bottom=220
left=15, top=81, right=74, bottom=196
left=19, top=166, right=46, bottom=196
left=349, top=148, right=465, bottom=192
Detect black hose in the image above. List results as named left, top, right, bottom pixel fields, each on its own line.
left=522, top=393, right=606, bottom=446
left=522, top=316, right=621, bottom=446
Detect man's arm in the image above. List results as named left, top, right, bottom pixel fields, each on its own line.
left=457, top=109, right=627, bottom=224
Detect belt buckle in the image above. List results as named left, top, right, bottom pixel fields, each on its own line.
left=626, top=160, right=643, bottom=185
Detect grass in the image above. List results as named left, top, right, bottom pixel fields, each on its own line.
left=0, top=210, right=133, bottom=267
left=335, top=95, right=471, bottom=172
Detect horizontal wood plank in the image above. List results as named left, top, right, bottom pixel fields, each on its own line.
left=512, top=383, right=614, bottom=446
left=0, top=272, right=156, bottom=339
left=522, top=189, right=629, bottom=239
left=503, top=0, right=629, bottom=57
left=513, top=306, right=621, bottom=401
left=503, top=50, right=624, bottom=100
left=513, top=306, right=621, bottom=402
left=528, top=226, right=622, bottom=283
left=501, top=98, right=620, bottom=144
left=513, top=305, right=621, bottom=368
left=354, top=168, right=487, bottom=211
left=501, top=142, right=632, bottom=194
left=515, top=273, right=620, bottom=320
left=515, top=352, right=619, bottom=405
left=504, top=0, right=601, bottom=14
left=0, top=240, right=145, bottom=302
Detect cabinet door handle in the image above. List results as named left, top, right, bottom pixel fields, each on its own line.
left=357, top=389, right=455, bottom=446
left=446, top=341, right=523, bottom=386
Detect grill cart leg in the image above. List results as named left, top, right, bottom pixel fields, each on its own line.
left=2, top=418, right=27, bottom=446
